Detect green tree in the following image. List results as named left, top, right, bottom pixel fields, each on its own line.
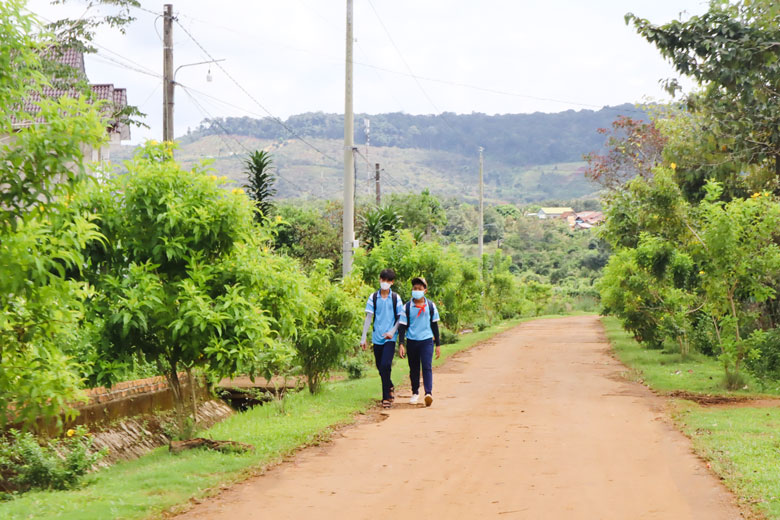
left=274, top=203, right=342, bottom=271
left=627, top=3, right=780, bottom=179
left=388, top=189, right=447, bottom=239
left=294, top=260, right=361, bottom=393
left=692, top=182, right=780, bottom=387
left=81, top=142, right=306, bottom=431
left=243, top=150, right=277, bottom=220
left=0, top=1, right=107, bottom=429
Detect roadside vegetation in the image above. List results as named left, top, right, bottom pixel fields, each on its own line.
left=0, top=0, right=604, bottom=505
left=596, top=3, right=780, bottom=516
left=597, top=0, right=780, bottom=392
left=0, top=319, right=523, bottom=520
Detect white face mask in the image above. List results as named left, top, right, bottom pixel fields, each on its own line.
left=380, top=282, right=391, bottom=291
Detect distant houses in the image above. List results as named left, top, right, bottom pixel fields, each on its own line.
left=536, top=207, right=575, bottom=219
left=569, top=211, right=605, bottom=229
left=530, top=206, right=604, bottom=230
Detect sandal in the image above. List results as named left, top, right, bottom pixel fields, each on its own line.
left=389, top=387, right=395, bottom=401
left=381, top=399, right=392, bottom=409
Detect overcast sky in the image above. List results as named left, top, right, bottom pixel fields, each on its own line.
left=26, top=0, right=709, bottom=144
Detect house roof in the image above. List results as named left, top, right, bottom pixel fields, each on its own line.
left=539, top=207, right=574, bottom=214
left=575, top=211, right=605, bottom=223
left=46, top=47, right=86, bottom=76
left=13, top=49, right=129, bottom=139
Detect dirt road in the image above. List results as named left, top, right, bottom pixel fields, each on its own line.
left=176, top=316, right=743, bottom=519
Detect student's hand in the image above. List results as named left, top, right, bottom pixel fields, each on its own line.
left=383, top=332, right=393, bottom=339
left=399, top=345, right=406, bottom=359
left=360, top=340, right=367, bottom=351
left=435, top=346, right=441, bottom=359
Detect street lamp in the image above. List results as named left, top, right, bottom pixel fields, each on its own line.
left=163, top=58, right=225, bottom=142
left=173, top=58, right=225, bottom=85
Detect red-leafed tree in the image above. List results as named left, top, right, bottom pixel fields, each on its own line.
left=584, top=116, right=668, bottom=190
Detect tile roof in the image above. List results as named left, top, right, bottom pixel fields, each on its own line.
left=54, top=47, right=85, bottom=75
left=12, top=49, right=130, bottom=139
left=575, top=211, right=605, bottom=223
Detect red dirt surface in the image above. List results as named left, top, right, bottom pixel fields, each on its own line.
left=175, top=316, right=745, bottom=519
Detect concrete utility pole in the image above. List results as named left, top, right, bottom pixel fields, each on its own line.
left=162, top=4, right=174, bottom=142
left=343, top=0, right=355, bottom=277
left=375, top=163, right=381, bottom=206
left=478, top=146, right=484, bottom=262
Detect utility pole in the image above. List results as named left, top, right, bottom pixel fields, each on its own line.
left=375, top=163, right=381, bottom=206
left=478, top=146, right=484, bottom=262
left=342, top=0, right=355, bottom=277
left=162, top=4, right=174, bottom=142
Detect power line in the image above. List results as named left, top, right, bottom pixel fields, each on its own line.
left=179, top=85, right=324, bottom=199
left=363, top=0, right=483, bottom=155
left=165, top=3, right=646, bottom=116
left=132, top=4, right=161, bottom=17
left=91, top=52, right=161, bottom=79
left=365, top=0, right=444, bottom=116
left=173, top=18, right=341, bottom=166
left=352, top=147, right=407, bottom=193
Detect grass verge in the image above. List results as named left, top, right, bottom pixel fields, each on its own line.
left=601, top=315, right=770, bottom=397
left=0, top=316, right=531, bottom=520
left=602, top=315, right=780, bottom=518
left=673, top=403, right=780, bottom=519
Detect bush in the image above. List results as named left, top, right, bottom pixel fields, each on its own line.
left=295, top=264, right=362, bottom=393
left=472, top=319, right=490, bottom=332
left=745, top=328, right=780, bottom=385
left=0, top=426, right=106, bottom=497
left=343, top=357, right=366, bottom=380
left=439, top=327, right=458, bottom=345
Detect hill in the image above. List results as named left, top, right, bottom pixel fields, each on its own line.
left=112, top=104, right=648, bottom=203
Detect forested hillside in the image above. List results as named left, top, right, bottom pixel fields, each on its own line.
left=182, top=104, right=646, bottom=166
left=113, top=105, right=646, bottom=203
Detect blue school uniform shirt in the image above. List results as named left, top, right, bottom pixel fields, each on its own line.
left=399, top=299, right=440, bottom=341
left=365, top=290, right=405, bottom=345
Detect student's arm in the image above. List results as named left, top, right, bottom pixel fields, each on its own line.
left=384, top=297, right=404, bottom=339
left=383, top=319, right=400, bottom=339
left=398, top=324, right=407, bottom=358
left=360, top=313, right=372, bottom=350
left=431, top=302, right=441, bottom=359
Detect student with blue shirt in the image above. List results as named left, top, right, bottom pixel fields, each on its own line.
left=398, top=276, right=440, bottom=407
left=361, top=268, right=405, bottom=409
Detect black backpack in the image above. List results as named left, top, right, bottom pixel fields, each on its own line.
left=404, top=298, right=434, bottom=328
left=372, top=290, right=400, bottom=327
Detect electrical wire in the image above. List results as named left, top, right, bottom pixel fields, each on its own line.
left=363, top=0, right=485, bottom=161
left=173, top=18, right=341, bottom=166
left=91, top=52, right=161, bottom=79
left=179, top=85, right=326, bottom=199
left=167, top=3, right=647, bottom=117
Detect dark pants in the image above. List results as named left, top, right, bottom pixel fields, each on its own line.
left=373, top=341, right=395, bottom=400
left=406, top=338, right=434, bottom=396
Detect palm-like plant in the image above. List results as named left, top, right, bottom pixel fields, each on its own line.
left=243, top=150, right=277, bottom=220
left=358, top=205, right=403, bottom=249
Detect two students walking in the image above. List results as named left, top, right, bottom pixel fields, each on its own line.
left=361, top=269, right=441, bottom=409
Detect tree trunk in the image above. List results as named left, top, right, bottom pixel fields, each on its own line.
left=165, top=362, right=185, bottom=436
left=775, top=152, right=780, bottom=181
left=185, top=365, right=198, bottom=426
